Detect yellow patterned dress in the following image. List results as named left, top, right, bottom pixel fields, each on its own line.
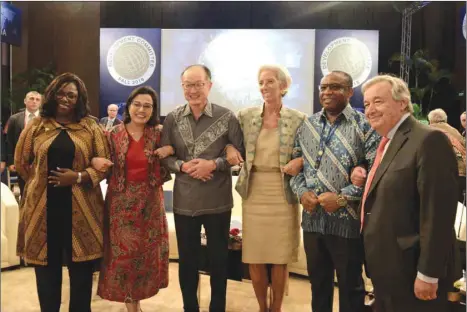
left=14, top=116, right=110, bottom=265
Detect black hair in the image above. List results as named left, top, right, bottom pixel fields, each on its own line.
left=123, top=86, right=160, bottom=126
left=40, top=72, right=90, bottom=121
left=330, top=70, right=354, bottom=88
left=180, top=64, right=212, bottom=81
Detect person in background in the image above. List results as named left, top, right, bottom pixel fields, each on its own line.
left=427, top=108, right=465, bottom=203
left=93, top=86, right=173, bottom=312
left=460, top=112, right=466, bottom=137
left=100, top=104, right=122, bottom=131
left=1, top=123, right=6, bottom=175
left=14, top=73, right=110, bottom=312
left=6, top=91, right=42, bottom=195
left=359, top=74, right=459, bottom=312
left=160, top=64, right=244, bottom=312
left=226, top=64, right=306, bottom=312
left=290, top=71, right=380, bottom=312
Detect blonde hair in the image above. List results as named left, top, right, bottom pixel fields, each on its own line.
left=258, top=64, right=292, bottom=97
left=427, top=108, right=448, bottom=124
left=361, top=74, right=413, bottom=114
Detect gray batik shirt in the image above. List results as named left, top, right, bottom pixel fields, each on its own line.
left=160, top=102, right=244, bottom=216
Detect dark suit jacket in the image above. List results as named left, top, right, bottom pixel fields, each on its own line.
left=362, top=116, right=460, bottom=298
left=6, top=111, right=26, bottom=166
left=99, top=117, right=122, bottom=128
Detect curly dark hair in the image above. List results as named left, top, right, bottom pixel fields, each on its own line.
left=123, top=86, right=160, bottom=126
left=40, top=72, right=91, bottom=121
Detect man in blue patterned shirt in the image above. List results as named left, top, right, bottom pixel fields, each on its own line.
left=290, top=71, right=380, bottom=312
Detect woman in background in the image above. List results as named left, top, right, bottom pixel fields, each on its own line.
left=227, top=65, right=306, bottom=312
left=93, top=86, right=173, bottom=312
left=15, top=73, right=110, bottom=312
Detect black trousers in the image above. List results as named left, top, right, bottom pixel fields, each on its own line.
left=303, top=232, right=366, bottom=312
left=174, top=210, right=231, bottom=312
left=34, top=261, right=95, bottom=312
left=18, top=175, right=25, bottom=197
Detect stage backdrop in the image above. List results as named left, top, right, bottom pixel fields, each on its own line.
left=314, top=29, right=379, bottom=113
left=99, top=28, right=161, bottom=120
left=100, top=28, right=378, bottom=117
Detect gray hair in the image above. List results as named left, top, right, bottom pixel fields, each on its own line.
left=258, top=64, right=292, bottom=97
left=427, top=108, right=448, bottom=124
left=361, top=74, right=413, bottom=114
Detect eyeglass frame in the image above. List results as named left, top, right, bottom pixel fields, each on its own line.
left=55, top=91, right=78, bottom=101
left=181, top=81, right=208, bottom=90
left=318, top=84, right=352, bottom=93
left=131, top=101, right=154, bottom=110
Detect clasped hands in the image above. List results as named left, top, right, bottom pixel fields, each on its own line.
left=301, top=165, right=369, bottom=213
left=181, top=159, right=216, bottom=182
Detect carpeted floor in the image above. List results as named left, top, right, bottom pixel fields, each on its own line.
left=2, top=262, right=341, bottom=312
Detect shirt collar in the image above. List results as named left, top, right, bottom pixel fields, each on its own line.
left=26, top=109, right=39, bottom=117
left=386, top=113, right=411, bottom=140
left=182, top=101, right=213, bottom=118
left=319, top=103, right=353, bottom=122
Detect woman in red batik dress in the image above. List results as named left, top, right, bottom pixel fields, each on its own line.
left=93, top=86, right=174, bottom=312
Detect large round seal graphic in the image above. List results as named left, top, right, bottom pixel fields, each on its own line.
left=107, top=36, right=157, bottom=86
left=320, top=37, right=372, bottom=88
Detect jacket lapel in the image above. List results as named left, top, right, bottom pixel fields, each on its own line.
left=278, top=108, right=292, bottom=167
left=19, top=111, right=25, bottom=130
left=367, top=117, right=413, bottom=197
left=245, top=107, right=263, bottom=169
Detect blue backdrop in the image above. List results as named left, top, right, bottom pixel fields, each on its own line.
left=313, top=29, right=379, bottom=113
left=99, top=28, right=161, bottom=119
left=1, top=2, right=22, bottom=46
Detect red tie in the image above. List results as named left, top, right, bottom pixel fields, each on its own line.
left=360, top=137, right=390, bottom=231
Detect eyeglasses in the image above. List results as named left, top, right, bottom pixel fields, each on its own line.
left=182, top=82, right=206, bottom=90
left=56, top=91, right=78, bottom=101
left=318, top=84, right=351, bottom=93
left=131, top=102, right=153, bottom=110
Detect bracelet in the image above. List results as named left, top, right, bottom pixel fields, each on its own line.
left=77, top=172, right=82, bottom=184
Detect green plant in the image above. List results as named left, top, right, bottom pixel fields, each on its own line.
left=2, top=62, right=57, bottom=113
left=412, top=103, right=428, bottom=124
left=388, top=49, right=452, bottom=116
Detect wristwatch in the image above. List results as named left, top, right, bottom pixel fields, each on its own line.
left=336, top=194, right=347, bottom=207
left=76, top=172, right=82, bottom=184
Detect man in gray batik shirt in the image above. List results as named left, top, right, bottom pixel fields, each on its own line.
left=161, top=64, right=244, bottom=312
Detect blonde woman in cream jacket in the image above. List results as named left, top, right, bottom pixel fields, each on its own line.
left=226, top=64, right=305, bottom=312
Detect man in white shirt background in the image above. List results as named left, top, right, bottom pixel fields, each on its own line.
left=6, top=91, right=42, bottom=196
left=99, top=103, right=122, bottom=130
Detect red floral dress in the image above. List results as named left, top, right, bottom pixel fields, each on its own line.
left=97, top=124, right=170, bottom=302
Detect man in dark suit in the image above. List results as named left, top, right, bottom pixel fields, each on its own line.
left=358, top=74, right=459, bottom=312
left=99, top=104, right=122, bottom=130
left=6, top=91, right=42, bottom=195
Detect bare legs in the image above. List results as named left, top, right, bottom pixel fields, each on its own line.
left=270, top=264, right=287, bottom=312
left=250, top=264, right=269, bottom=312
left=125, top=300, right=140, bottom=312
left=249, top=264, right=288, bottom=312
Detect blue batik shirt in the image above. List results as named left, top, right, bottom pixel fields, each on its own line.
left=290, top=104, right=380, bottom=239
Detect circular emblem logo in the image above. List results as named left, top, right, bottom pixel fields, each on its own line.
left=320, top=37, right=372, bottom=88
left=463, top=13, right=466, bottom=39
left=107, top=36, right=156, bottom=86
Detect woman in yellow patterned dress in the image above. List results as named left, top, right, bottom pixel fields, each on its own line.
left=15, top=73, right=110, bottom=312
